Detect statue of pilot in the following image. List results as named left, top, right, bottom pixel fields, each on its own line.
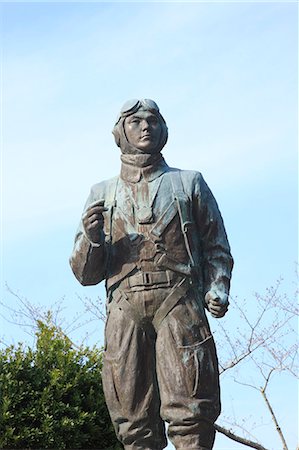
left=70, top=99, right=233, bottom=450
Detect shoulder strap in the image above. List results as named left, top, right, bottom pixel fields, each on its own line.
left=105, top=176, right=119, bottom=206
left=103, top=177, right=119, bottom=282
left=104, top=176, right=118, bottom=244
left=170, top=171, right=195, bottom=267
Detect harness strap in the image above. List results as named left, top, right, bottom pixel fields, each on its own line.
left=170, top=172, right=195, bottom=267
left=104, top=177, right=118, bottom=281
left=150, top=200, right=177, bottom=237
left=152, top=277, right=191, bottom=331
left=155, top=253, right=193, bottom=277
left=108, top=177, right=119, bottom=236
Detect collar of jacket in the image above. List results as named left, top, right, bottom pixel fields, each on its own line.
left=120, top=153, right=169, bottom=182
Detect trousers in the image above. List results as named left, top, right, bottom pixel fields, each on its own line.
left=102, top=284, right=220, bottom=450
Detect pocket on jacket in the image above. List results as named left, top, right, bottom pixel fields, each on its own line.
left=176, top=335, right=219, bottom=398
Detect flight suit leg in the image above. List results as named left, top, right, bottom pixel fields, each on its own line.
left=156, top=290, right=220, bottom=450
left=102, top=290, right=167, bottom=450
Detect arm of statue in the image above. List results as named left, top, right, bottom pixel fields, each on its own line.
left=70, top=199, right=108, bottom=286
left=193, top=173, right=234, bottom=318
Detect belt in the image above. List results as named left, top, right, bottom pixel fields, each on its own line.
left=109, top=277, right=191, bottom=332
left=120, top=270, right=178, bottom=289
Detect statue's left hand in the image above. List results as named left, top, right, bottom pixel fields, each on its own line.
left=205, top=290, right=229, bottom=318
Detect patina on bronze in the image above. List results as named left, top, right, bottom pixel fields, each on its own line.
left=70, top=99, right=233, bottom=450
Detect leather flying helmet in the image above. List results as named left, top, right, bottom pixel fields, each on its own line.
left=112, top=98, right=168, bottom=154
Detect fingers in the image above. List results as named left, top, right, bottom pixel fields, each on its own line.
left=86, top=213, right=104, bottom=225
left=85, top=215, right=104, bottom=231
left=205, top=290, right=218, bottom=303
left=87, top=199, right=108, bottom=212
left=205, top=290, right=229, bottom=318
left=83, top=203, right=108, bottom=220
left=208, top=297, right=229, bottom=307
left=82, top=211, right=104, bottom=229
left=82, top=201, right=108, bottom=226
left=82, top=200, right=107, bottom=244
left=208, top=299, right=229, bottom=318
left=208, top=303, right=228, bottom=318
left=88, top=199, right=106, bottom=208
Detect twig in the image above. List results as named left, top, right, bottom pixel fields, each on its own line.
left=260, top=387, right=289, bottom=450
left=214, top=423, right=269, bottom=450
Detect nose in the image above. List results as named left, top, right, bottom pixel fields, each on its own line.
left=141, top=119, right=150, bottom=131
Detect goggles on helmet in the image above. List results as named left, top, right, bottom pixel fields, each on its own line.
left=117, top=99, right=160, bottom=121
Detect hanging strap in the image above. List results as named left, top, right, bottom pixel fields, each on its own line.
left=170, top=171, right=195, bottom=267
left=103, top=177, right=119, bottom=281
left=103, top=176, right=119, bottom=244
left=152, top=277, right=190, bottom=331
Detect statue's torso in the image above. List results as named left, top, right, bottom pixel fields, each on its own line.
left=92, top=169, right=201, bottom=291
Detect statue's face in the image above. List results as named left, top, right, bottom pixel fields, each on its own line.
left=124, top=110, right=162, bottom=152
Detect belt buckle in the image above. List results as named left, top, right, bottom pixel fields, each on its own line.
left=143, top=272, right=152, bottom=286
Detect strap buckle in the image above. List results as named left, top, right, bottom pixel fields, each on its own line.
left=142, top=272, right=152, bottom=285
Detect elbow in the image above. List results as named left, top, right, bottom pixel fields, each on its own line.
left=79, top=277, right=101, bottom=287
left=69, top=257, right=85, bottom=285
left=69, top=258, right=103, bottom=286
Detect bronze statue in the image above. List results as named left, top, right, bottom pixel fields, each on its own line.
left=70, top=99, right=233, bottom=450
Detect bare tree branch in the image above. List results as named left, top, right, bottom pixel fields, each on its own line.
left=260, top=382, right=289, bottom=450
left=214, top=423, right=269, bottom=450
left=214, top=277, right=298, bottom=450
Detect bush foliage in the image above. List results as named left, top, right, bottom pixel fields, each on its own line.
left=0, top=317, right=122, bottom=449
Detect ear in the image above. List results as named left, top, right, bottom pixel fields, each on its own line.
left=112, top=126, right=121, bottom=148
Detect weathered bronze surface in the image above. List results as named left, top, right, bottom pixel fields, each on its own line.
left=70, top=99, right=233, bottom=450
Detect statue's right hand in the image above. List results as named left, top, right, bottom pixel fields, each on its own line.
left=82, top=200, right=108, bottom=244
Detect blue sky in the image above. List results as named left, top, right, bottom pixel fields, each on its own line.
left=1, top=2, right=298, bottom=449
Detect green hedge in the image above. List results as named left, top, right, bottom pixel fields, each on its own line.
left=0, top=318, right=122, bottom=449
